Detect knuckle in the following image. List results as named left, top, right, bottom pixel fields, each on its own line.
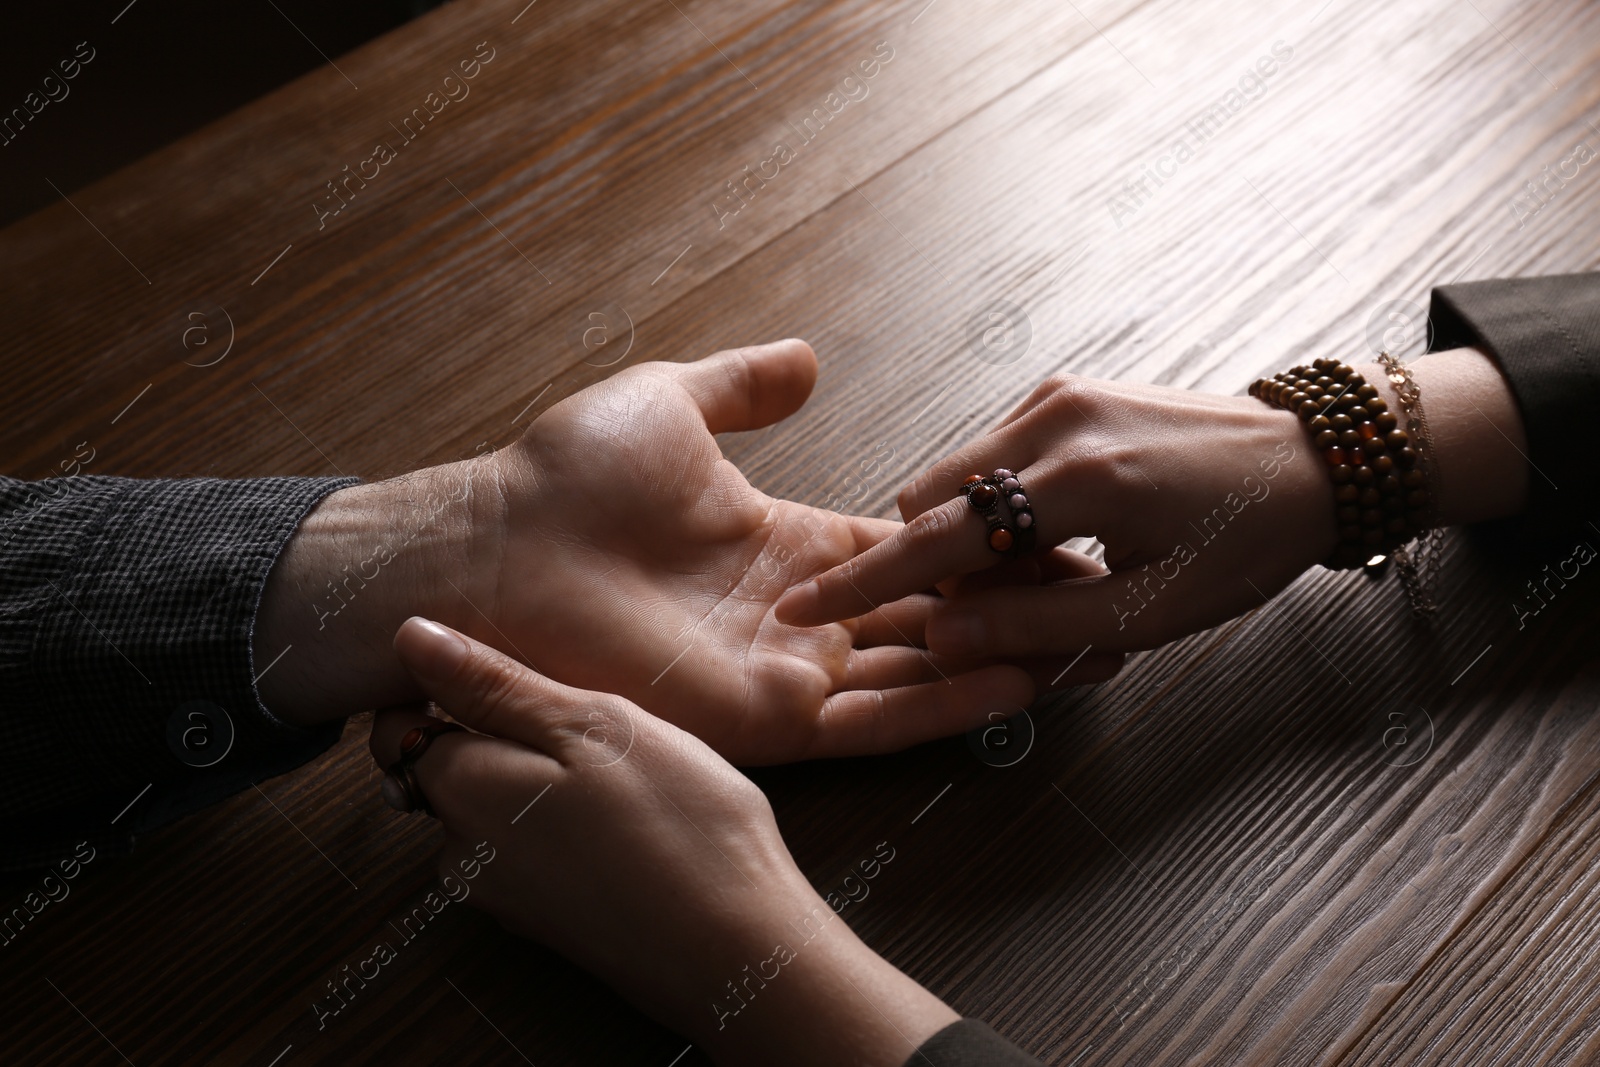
left=462, top=655, right=528, bottom=730
left=1067, top=437, right=1142, bottom=505
left=554, top=693, right=634, bottom=752
left=899, top=468, right=953, bottom=519
left=822, top=556, right=862, bottom=601
left=905, top=503, right=959, bottom=551
left=703, top=351, right=755, bottom=408
left=612, top=361, right=656, bottom=388
left=895, top=483, right=920, bottom=517
left=919, top=461, right=969, bottom=504
left=864, top=690, right=888, bottom=753
left=1039, top=372, right=1096, bottom=414
left=1037, top=373, right=1099, bottom=420
left=1040, top=371, right=1078, bottom=397
left=1070, top=443, right=1116, bottom=487
left=724, top=351, right=755, bottom=399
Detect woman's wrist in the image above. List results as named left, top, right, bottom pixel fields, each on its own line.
left=689, top=887, right=958, bottom=1067
left=1353, top=347, right=1529, bottom=527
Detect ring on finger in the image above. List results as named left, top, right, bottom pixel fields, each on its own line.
left=961, top=468, right=1037, bottom=556
left=381, top=720, right=466, bottom=816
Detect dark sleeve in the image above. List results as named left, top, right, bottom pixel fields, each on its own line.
left=905, top=1020, right=1045, bottom=1067
left=0, top=472, right=360, bottom=870
left=1428, top=272, right=1600, bottom=529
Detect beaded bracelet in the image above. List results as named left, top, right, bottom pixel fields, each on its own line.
left=1249, top=357, right=1430, bottom=570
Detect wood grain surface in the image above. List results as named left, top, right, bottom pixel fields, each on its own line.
left=3, top=0, right=1599, bottom=1063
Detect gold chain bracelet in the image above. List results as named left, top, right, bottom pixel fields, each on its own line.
left=1375, top=350, right=1443, bottom=617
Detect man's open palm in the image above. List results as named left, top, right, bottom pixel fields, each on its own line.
left=467, top=341, right=1040, bottom=763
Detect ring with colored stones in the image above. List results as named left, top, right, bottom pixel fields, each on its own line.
left=381, top=720, right=466, bottom=816
left=961, top=468, right=1037, bottom=556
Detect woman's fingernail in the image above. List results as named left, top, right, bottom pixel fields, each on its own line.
left=928, top=610, right=986, bottom=653
left=774, top=581, right=819, bottom=624
left=401, top=617, right=470, bottom=677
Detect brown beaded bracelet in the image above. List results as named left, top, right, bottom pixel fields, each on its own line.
left=1249, top=357, right=1430, bottom=570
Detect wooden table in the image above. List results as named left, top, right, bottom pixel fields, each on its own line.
left=4, top=0, right=1599, bottom=1062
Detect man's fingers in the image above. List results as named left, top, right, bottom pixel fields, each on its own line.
left=392, top=617, right=621, bottom=758
left=804, top=665, right=1036, bottom=759
left=670, top=339, right=818, bottom=435
left=847, top=560, right=1103, bottom=648
left=845, top=636, right=1124, bottom=692
left=850, top=593, right=941, bottom=647
left=842, top=513, right=903, bottom=554
left=923, top=579, right=1154, bottom=657
left=950, top=545, right=1107, bottom=595
left=843, top=646, right=973, bottom=690
left=774, top=498, right=996, bottom=627
left=1037, top=546, right=1108, bottom=583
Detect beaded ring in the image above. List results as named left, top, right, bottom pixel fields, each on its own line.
left=381, top=721, right=466, bottom=816
left=1249, top=358, right=1430, bottom=570
left=962, top=468, right=1037, bottom=555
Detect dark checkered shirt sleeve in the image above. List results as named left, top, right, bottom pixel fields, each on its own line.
left=0, top=473, right=360, bottom=870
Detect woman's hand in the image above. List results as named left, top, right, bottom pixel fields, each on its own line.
left=775, top=372, right=1339, bottom=656
left=775, top=349, right=1531, bottom=659
left=370, top=617, right=959, bottom=1067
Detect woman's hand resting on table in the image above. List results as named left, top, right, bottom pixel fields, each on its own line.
left=370, top=617, right=959, bottom=1067
left=258, top=339, right=1122, bottom=759
left=776, top=348, right=1530, bottom=656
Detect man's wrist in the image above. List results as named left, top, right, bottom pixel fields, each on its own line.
left=254, top=456, right=499, bottom=726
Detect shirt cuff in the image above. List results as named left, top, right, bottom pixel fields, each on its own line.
left=0, top=474, right=359, bottom=869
